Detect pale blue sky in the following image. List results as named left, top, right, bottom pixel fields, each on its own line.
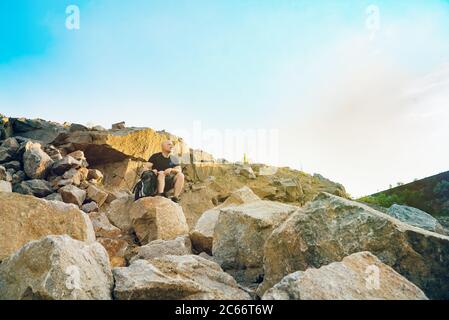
left=1, top=1, right=449, bottom=196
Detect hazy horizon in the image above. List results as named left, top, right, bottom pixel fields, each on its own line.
left=1, top=0, right=448, bottom=197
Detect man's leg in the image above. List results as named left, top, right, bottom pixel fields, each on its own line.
left=157, top=172, right=166, bottom=195
left=172, top=172, right=185, bottom=198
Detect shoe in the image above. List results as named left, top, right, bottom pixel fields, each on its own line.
left=171, top=196, right=180, bottom=203
left=157, top=193, right=167, bottom=198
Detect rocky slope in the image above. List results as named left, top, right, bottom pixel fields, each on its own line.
left=0, top=115, right=446, bottom=300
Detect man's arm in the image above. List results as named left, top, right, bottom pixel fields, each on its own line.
left=148, top=157, right=158, bottom=174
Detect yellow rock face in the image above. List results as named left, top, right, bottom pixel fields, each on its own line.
left=53, top=127, right=189, bottom=165
left=0, top=192, right=95, bottom=261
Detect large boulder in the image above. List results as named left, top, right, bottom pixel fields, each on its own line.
left=113, top=255, right=251, bottom=300
left=130, top=196, right=189, bottom=244
left=129, top=235, right=191, bottom=263
left=262, top=252, right=428, bottom=300
left=0, top=192, right=95, bottom=261
left=212, top=200, right=298, bottom=285
left=387, top=204, right=446, bottom=234
left=11, top=117, right=68, bottom=144
left=0, top=235, right=112, bottom=300
left=51, top=127, right=189, bottom=165
left=22, top=141, right=54, bottom=179
left=259, top=193, right=449, bottom=299
left=190, top=186, right=260, bottom=254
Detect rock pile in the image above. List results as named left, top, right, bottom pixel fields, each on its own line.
left=0, top=136, right=108, bottom=213
left=1, top=115, right=448, bottom=301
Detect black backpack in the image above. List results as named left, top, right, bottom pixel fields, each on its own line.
left=132, top=170, right=158, bottom=201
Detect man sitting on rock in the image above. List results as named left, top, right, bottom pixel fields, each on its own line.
left=148, top=140, right=184, bottom=203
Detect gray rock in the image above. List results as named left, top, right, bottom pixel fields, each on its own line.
left=11, top=118, right=68, bottom=144
left=51, top=155, right=82, bottom=176
left=2, top=160, right=21, bottom=171
left=387, top=204, right=446, bottom=234
left=113, top=255, right=251, bottom=300
left=81, top=201, right=99, bottom=213
left=62, top=167, right=87, bottom=186
left=23, top=141, right=54, bottom=179
left=0, top=147, right=12, bottom=163
left=0, top=137, right=20, bottom=154
left=69, top=123, right=89, bottom=132
left=67, top=150, right=88, bottom=167
left=91, top=125, right=106, bottom=131
left=13, top=179, right=53, bottom=198
left=58, top=185, right=86, bottom=207
left=44, top=145, right=63, bottom=161
left=106, top=195, right=135, bottom=233
left=0, top=235, right=113, bottom=300
left=44, top=193, right=63, bottom=202
left=130, top=235, right=192, bottom=263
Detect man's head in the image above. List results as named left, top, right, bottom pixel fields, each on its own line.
left=161, top=140, right=174, bottom=154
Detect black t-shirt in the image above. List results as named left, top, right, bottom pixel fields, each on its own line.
left=149, top=152, right=180, bottom=171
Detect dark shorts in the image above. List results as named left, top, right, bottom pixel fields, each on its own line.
left=164, top=173, right=176, bottom=192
